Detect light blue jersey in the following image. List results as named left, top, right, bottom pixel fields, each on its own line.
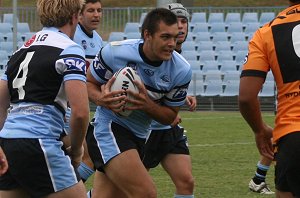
left=90, top=39, right=192, bottom=138
left=0, top=27, right=86, bottom=139
left=73, top=24, right=103, bottom=68
left=64, top=24, right=104, bottom=135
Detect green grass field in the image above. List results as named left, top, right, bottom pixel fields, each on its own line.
left=84, top=111, right=276, bottom=198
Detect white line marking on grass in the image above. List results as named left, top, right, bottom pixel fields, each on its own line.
left=183, top=114, right=274, bottom=120
left=189, top=142, right=254, bottom=147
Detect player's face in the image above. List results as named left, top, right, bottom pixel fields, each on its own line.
left=177, top=17, right=188, bottom=45
left=144, top=21, right=178, bottom=61
left=80, top=2, right=102, bottom=33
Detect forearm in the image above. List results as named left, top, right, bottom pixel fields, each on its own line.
left=69, top=108, right=89, bottom=151
left=144, top=100, right=178, bottom=125
left=87, top=81, right=103, bottom=106
left=239, top=97, right=265, bottom=133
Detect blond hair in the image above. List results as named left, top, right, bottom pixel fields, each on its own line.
left=37, top=0, right=84, bottom=27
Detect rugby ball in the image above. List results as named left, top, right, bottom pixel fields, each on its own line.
left=110, top=67, right=141, bottom=117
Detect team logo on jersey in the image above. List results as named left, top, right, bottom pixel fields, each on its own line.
left=81, top=40, right=87, bottom=50
left=64, top=57, right=86, bottom=72
left=243, top=53, right=249, bottom=64
left=161, top=75, right=170, bottom=83
left=144, top=69, right=154, bottom=76
left=24, top=34, right=36, bottom=47
left=173, top=87, right=187, bottom=100
left=90, top=43, right=95, bottom=48
left=126, top=62, right=137, bottom=70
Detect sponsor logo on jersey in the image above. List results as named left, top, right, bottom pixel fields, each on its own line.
left=81, top=40, right=87, bottom=50
left=64, top=57, right=86, bottom=72
left=90, top=43, right=95, bottom=48
left=126, top=62, right=137, bottom=71
left=173, top=87, right=187, bottom=100
left=24, top=34, right=36, bottom=47
left=161, top=75, right=170, bottom=83
left=144, top=69, right=154, bottom=76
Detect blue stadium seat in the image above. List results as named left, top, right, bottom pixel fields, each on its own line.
left=0, top=23, right=12, bottom=34
left=209, top=22, right=226, bottom=33
left=219, top=60, right=239, bottom=72
left=194, top=32, right=212, bottom=42
left=192, top=22, right=209, bottom=33
left=232, top=41, right=249, bottom=53
left=222, top=71, right=240, bottom=82
left=226, top=22, right=244, bottom=34
left=108, top=32, right=125, bottom=42
left=17, top=22, right=31, bottom=34
left=124, top=22, right=140, bottom=33
left=244, top=22, right=261, bottom=36
left=214, top=41, right=231, bottom=53
left=187, top=79, right=204, bottom=96
left=196, top=41, right=214, bottom=52
left=125, top=32, right=141, bottom=39
left=225, top=13, right=241, bottom=24
left=182, top=50, right=199, bottom=61
left=139, top=12, right=147, bottom=27
left=182, top=40, right=197, bottom=51
left=216, top=50, right=234, bottom=61
left=188, top=60, right=201, bottom=70
left=211, top=32, right=229, bottom=42
left=259, top=12, right=275, bottom=26
left=202, top=80, right=223, bottom=96
left=198, top=50, right=216, bottom=63
left=242, top=12, right=259, bottom=24
left=3, top=13, right=18, bottom=24
left=208, top=13, right=224, bottom=24
left=229, top=32, right=246, bottom=43
left=201, top=60, right=219, bottom=72
left=190, top=12, right=207, bottom=30
left=0, top=41, right=13, bottom=55
left=220, top=80, right=239, bottom=96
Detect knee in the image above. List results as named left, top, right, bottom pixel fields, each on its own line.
left=175, top=175, right=195, bottom=193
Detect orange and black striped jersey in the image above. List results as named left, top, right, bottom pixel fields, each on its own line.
left=241, top=4, right=300, bottom=143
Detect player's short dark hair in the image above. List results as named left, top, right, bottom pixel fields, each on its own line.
left=141, top=8, right=178, bottom=39
left=82, top=0, right=101, bottom=12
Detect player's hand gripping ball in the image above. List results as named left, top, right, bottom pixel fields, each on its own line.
left=110, top=67, right=141, bottom=116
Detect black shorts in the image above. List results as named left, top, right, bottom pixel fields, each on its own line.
left=274, top=132, right=300, bottom=196
left=86, top=121, right=146, bottom=172
left=0, top=138, right=80, bottom=198
left=143, top=125, right=189, bottom=169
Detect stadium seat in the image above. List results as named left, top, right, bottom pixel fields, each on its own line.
left=211, top=32, right=229, bottom=42
left=124, top=22, right=140, bottom=33
left=192, top=70, right=204, bottom=81
left=229, top=32, right=246, bottom=43
left=244, top=22, right=261, bottom=36
left=108, top=32, right=125, bottom=42
left=198, top=50, right=216, bottom=63
left=187, top=79, right=204, bottom=96
left=182, top=40, right=197, bottom=51
left=265, top=72, right=275, bottom=83
left=3, top=13, right=19, bottom=24
left=0, top=23, right=12, bottom=34
left=232, top=41, right=249, bottom=53
left=209, top=22, right=226, bottom=33
left=17, top=22, right=31, bottom=34
left=201, top=60, right=219, bottom=72
left=188, top=60, right=201, bottom=70
left=139, top=12, right=147, bottom=27
left=226, top=22, right=244, bottom=34
left=0, top=50, right=9, bottom=61
left=203, top=70, right=223, bottom=82
left=0, top=41, right=13, bottom=55
left=192, top=22, right=209, bottom=33
left=191, top=12, right=207, bottom=24
left=242, top=12, right=259, bottom=24
left=185, top=33, right=195, bottom=41
left=259, top=82, right=275, bottom=97
left=216, top=50, right=234, bottom=61
left=4, top=32, right=24, bottom=42
left=214, top=41, right=231, bottom=53
left=194, top=32, right=212, bottom=42
left=196, top=41, right=214, bottom=52
left=202, top=80, right=223, bottom=96
left=190, top=12, right=207, bottom=30
left=220, top=80, right=239, bottom=96
left=219, top=60, right=239, bottom=72
left=225, top=13, right=241, bottom=24
left=222, top=71, right=240, bottom=82
left=125, top=32, right=141, bottom=39
left=259, top=12, right=275, bottom=26
left=208, top=13, right=224, bottom=24
left=182, top=50, right=199, bottom=61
